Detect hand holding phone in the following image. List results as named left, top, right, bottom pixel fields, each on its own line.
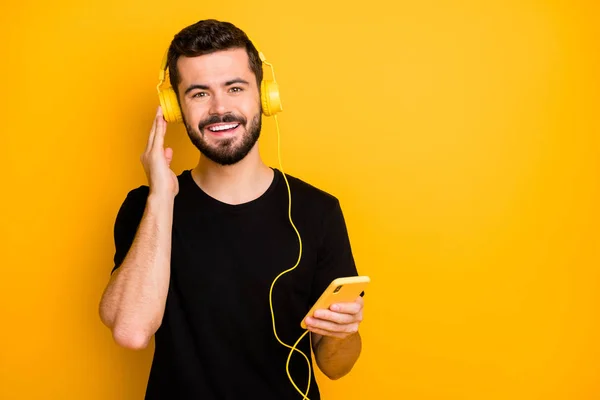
left=301, top=276, right=370, bottom=337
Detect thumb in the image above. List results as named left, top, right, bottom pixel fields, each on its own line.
left=164, top=147, right=174, bottom=166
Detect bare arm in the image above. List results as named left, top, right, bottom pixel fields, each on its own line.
left=312, top=331, right=362, bottom=380
left=99, top=106, right=178, bottom=350
left=99, top=193, right=174, bottom=349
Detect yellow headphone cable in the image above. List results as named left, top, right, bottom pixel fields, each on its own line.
left=268, top=111, right=313, bottom=400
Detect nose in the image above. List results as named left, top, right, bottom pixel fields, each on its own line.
left=208, top=92, right=229, bottom=116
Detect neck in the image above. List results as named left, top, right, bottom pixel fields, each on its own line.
left=191, top=144, right=274, bottom=205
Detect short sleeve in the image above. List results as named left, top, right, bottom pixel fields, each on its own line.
left=111, top=186, right=149, bottom=274
left=310, top=199, right=360, bottom=304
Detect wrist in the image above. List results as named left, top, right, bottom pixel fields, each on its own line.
left=320, top=332, right=360, bottom=350
left=147, top=191, right=175, bottom=208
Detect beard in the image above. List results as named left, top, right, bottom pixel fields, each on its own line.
left=185, top=111, right=262, bottom=166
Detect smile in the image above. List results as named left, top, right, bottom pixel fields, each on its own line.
left=207, top=123, right=240, bottom=132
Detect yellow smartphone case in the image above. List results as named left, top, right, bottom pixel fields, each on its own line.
left=300, top=276, right=370, bottom=329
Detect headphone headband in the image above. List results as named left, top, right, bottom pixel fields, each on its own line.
left=158, top=48, right=169, bottom=84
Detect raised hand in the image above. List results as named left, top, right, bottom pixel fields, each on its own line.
left=140, top=106, right=179, bottom=198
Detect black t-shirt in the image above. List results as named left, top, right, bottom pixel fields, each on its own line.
left=111, top=168, right=359, bottom=399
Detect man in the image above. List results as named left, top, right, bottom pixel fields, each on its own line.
left=99, top=19, right=365, bottom=399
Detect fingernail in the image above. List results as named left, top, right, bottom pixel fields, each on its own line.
left=331, top=304, right=340, bottom=312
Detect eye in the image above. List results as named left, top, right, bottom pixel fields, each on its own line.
left=229, top=87, right=243, bottom=93
left=192, top=92, right=208, bottom=98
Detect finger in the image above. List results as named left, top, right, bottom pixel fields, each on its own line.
left=313, top=309, right=357, bottom=325
left=307, top=327, right=346, bottom=339
left=145, top=106, right=161, bottom=153
left=152, top=107, right=167, bottom=151
left=329, top=300, right=363, bottom=315
left=305, top=317, right=360, bottom=335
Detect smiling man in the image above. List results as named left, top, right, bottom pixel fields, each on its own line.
left=99, top=19, right=365, bottom=399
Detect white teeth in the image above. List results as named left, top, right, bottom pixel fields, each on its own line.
left=208, top=123, right=239, bottom=132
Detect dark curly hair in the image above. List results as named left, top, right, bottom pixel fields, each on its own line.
left=166, top=19, right=263, bottom=96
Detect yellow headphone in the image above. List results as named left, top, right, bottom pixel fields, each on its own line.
left=156, top=40, right=283, bottom=123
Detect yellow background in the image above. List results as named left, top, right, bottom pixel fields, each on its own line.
left=1, top=0, right=599, bottom=399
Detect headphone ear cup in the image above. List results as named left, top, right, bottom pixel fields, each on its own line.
left=261, top=80, right=282, bottom=116
left=159, top=87, right=182, bottom=123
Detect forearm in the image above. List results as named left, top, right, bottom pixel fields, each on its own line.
left=99, top=193, right=174, bottom=349
left=313, top=331, right=362, bottom=380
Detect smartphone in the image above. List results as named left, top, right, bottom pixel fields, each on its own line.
left=300, top=276, right=370, bottom=329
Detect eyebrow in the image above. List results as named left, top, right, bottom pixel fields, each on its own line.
left=184, top=78, right=250, bottom=95
left=225, top=78, right=250, bottom=86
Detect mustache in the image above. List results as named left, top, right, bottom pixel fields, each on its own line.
left=198, top=114, right=247, bottom=132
